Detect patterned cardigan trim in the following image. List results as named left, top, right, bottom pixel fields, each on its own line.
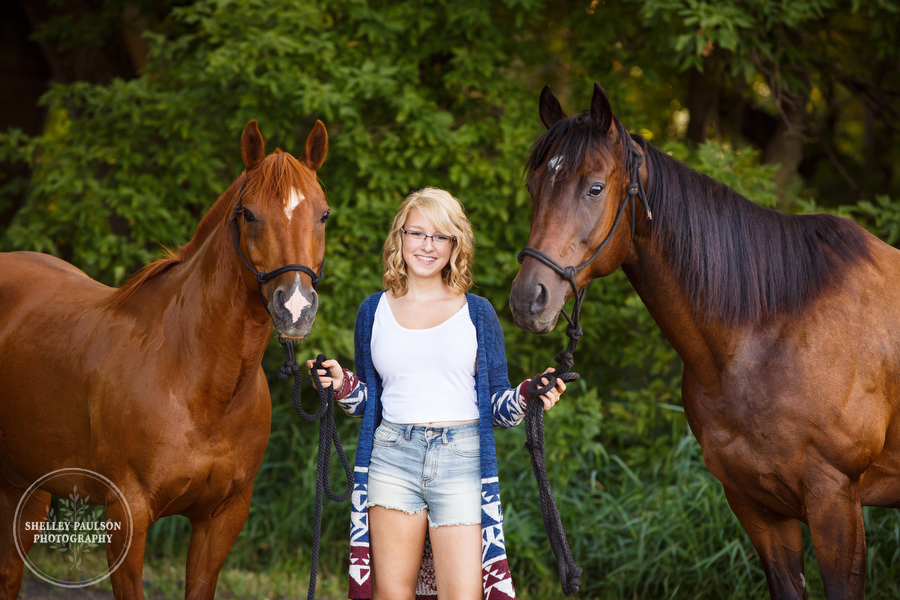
left=337, top=291, right=526, bottom=600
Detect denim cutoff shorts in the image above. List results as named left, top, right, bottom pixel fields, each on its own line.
left=367, top=420, right=481, bottom=527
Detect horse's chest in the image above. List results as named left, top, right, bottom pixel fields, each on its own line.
left=152, top=411, right=269, bottom=517
left=155, top=443, right=261, bottom=519
left=195, top=456, right=255, bottom=500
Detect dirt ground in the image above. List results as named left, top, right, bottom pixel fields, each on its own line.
left=18, top=578, right=166, bottom=600
left=18, top=578, right=113, bottom=600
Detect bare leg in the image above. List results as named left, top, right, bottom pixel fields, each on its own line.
left=0, top=479, right=50, bottom=600
left=429, top=523, right=482, bottom=600
left=724, top=486, right=807, bottom=600
left=184, top=483, right=253, bottom=600
left=369, top=505, right=427, bottom=600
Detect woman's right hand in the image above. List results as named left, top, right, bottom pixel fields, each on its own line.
left=306, top=358, right=344, bottom=391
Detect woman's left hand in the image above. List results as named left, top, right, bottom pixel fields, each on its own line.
left=537, top=367, right=567, bottom=411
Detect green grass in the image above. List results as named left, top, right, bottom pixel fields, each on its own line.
left=140, top=558, right=347, bottom=600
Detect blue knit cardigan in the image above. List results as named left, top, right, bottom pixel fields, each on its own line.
left=336, top=291, right=526, bottom=600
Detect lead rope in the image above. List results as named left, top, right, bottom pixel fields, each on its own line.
left=523, top=311, right=583, bottom=596
left=277, top=346, right=354, bottom=600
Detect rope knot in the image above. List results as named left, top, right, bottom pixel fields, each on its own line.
left=563, top=567, right=583, bottom=596
left=562, top=266, right=576, bottom=281
left=627, top=183, right=639, bottom=196
left=554, top=350, right=574, bottom=371
left=277, top=360, right=299, bottom=380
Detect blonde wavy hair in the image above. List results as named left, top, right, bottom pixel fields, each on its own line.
left=383, top=187, right=474, bottom=296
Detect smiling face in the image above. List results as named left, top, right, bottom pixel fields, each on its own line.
left=400, top=209, right=454, bottom=282
left=382, top=187, right=474, bottom=296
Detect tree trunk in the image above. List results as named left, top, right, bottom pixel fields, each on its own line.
left=763, top=96, right=808, bottom=209
left=686, top=67, right=715, bottom=144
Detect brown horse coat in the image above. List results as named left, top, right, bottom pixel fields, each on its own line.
left=0, top=120, right=329, bottom=599
left=509, top=84, right=900, bottom=600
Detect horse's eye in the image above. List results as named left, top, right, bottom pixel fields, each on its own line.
left=320, top=211, right=330, bottom=224
left=588, top=183, right=604, bottom=197
left=243, top=209, right=256, bottom=222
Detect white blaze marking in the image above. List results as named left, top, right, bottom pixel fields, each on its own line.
left=285, top=282, right=312, bottom=322
left=283, top=188, right=305, bottom=221
left=548, top=154, right=564, bottom=187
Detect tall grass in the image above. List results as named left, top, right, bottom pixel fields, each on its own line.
left=138, top=353, right=900, bottom=600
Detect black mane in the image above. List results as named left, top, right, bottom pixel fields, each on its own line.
left=526, top=123, right=874, bottom=324
left=640, top=139, right=874, bottom=323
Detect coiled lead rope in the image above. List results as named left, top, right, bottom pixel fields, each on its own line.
left=277, top=346, right=353, bottom=600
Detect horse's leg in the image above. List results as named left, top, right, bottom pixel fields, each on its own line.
left=0, top=480, right=50, bottom=600
left=106, top=495, right=150, bottom=600
left=723, top=486, right=807, bottom=600
left=805, top=475, right=866, bottom=600
left=184, top=483, right=253, bottom=600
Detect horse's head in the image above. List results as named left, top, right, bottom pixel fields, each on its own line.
left=233, top=120, right=329, bottom=339
left=509, top=83, right=647, bottom=334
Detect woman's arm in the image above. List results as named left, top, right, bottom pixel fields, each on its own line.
left=480, top=300, right=526, bottom=427
left=304, top=302, right=373, bottom=418
left=304, top=358, right=367, bottom=417
left=482, top=299, right=566, bottom=426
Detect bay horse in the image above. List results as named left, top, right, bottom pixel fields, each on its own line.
left=0, top=119, right=330, bottom=599
left=509, top=83, right=900, bottom=600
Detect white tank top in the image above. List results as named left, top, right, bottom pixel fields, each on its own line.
left=371, top=294, right=479, bottom=423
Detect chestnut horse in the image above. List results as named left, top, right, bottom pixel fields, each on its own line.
left=0, top=119, right=330, bottom=599
left=509, top=83, right=900, bottom=600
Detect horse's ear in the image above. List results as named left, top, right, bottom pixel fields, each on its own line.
left=241, top=120, right=266, bottom=170
left=302, top=120, right=328, bottom=171
left=539, top=85, right=566, bottom=129
left=590, top=82, right=613, bottom=135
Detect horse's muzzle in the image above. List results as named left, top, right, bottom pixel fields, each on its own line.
left=271, top=279, right=318, bottom=338
left=509, top=275, right=563, bottom=335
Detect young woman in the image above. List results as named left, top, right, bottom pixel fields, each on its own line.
left=307, top=187, right=566, bottom=600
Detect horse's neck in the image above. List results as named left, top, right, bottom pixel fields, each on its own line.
left=621, top=234, right=732, bottom=394
left=121, top=224, right=272, bottom=394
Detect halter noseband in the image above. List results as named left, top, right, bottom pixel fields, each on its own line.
left=516, top=137, right=650, bottom=363
left=228, top=179, right=324, bottom=316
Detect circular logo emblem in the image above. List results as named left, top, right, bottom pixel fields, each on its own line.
left=13, top=468, right=134, bottom=588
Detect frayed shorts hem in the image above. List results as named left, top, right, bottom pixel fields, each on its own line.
left=427, top=518, right=481, bottom=529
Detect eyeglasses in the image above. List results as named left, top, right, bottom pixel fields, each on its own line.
left=400, top=227, right=456, bottom=246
